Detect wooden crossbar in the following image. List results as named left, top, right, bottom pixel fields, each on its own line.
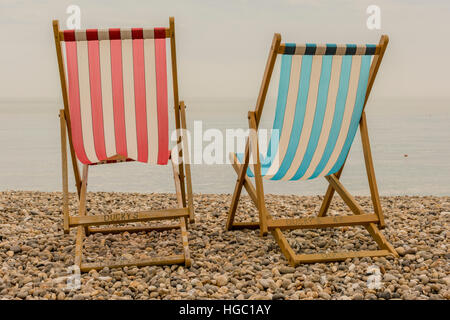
left=88, top=223, right=181, bottom=234
left=228, top=221, right=260, bottom=229
left=267, top=214, right=379, bottom=230
left=69, top=208, right=188, bottom=227
left=293, top=250, right=391, bottom=264
left=80, top=254, right=185, bottom=272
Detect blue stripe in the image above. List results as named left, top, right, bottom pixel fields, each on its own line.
left=305, top=43, right=317, bottom=55
left=345, top=44, right=357, bottom=55
left=270, top=55, right=313, bottom=180
left=325, top=44, right=337, bottom=55
left=365, top=44, right=376, bottom=55
left=291, top=55, right=333, bottom=180
left=266, top=46, right=293, bottom=160
left=326, top=55, right=371, bottom=175
left=308, top=56, right=353, bottom=180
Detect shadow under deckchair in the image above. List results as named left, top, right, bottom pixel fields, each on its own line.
left=53, top=17, right=194, bottom=272
left=226, top=34, right=398, bottom=265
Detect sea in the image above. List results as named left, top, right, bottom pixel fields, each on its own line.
left=0, top=98, right=449, bottom=196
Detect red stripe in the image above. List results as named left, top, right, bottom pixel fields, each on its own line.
left=87, top=31, right=107, bottom=161
left=109, top=28, right=121, bottom=40
left=131, top=28, right=143, bottom=40
left=154, top=28, right=166, bottom=39
left=132, top=37, right=148, bottom=162
left=65, top=41, right=90, bottom=164
left=154, top=33, right=169, bottom=165
left=109, top=33, right=128, bottom=157
left=86, top=29, right=98, bottom=41
left=63, top=30, right=75, bottom=41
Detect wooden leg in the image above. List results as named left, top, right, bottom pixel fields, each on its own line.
left=226, top=142, right=251, bottom=231
left=326, top=174, right=366, bottom=216
left=74, top=165, right=89, bottom=268
left=172, top=159, right=188, bottom=228
left=63, top=110, right=81, bottom=198
left=249, top=112, right=268, bottom=236
left=175, top=108, right=187, bottom=208
left=172, top=156, right=191, bottom=267
left=254, top=170, right=268, bottom=236
left=179, top=217, right=191, bottom=267
left=318, top=165, right=344, bottom=217
left=179, top=101, right=195, bottom=223
left=271, top=228, right=296, bottom=266
left=59, top=110, right=70, bottom=234
left=365, top=223, right=398, bottom=257
left=231, top=153, right=258, bottom=205
left=360, top=112, right=385, bottom=228
left=67, top=151, right=192, bottom=272
left=227, top=152, right=267, bottom=230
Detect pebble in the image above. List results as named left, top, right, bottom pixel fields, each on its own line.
left=0, top=191, right=447, bottom=300
left=319, top=292, right=331, bottom=299
left=215, top=275, right=229, bottom=287
left=279, top=266, right=295, bottom=274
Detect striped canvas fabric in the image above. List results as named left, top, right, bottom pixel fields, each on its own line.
left=63, top=28, right=169, bottom=165
left=237, top=43, right=375, bottom=181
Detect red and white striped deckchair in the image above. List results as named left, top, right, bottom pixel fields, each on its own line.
left=53, top=17, right=194, bottom=272
left=226, top=34, right=398, bottom=265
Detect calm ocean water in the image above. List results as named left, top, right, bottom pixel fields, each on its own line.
left=0, top=98, right=449, bottom=196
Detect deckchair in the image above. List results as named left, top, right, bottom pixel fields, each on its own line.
left=52, top=17, right=194, bottom=272
left=226, top=34, right=398, bottom=265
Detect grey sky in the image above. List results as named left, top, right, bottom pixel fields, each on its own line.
left=1, top=0, right=449, bottom=101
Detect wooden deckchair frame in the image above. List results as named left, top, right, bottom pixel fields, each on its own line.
left=226, top=34, right=398, bottom=265
left=53, top=17, right=194, bottom=272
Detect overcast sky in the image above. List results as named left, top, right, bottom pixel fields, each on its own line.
left=0, top=0, right=449, bottom=102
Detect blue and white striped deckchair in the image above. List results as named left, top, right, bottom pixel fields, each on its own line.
left=227, top=34, right=398, bottom=265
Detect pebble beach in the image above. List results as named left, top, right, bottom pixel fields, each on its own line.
left=0, top=191, right=448, bottom=300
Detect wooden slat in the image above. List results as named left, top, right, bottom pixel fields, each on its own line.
left=229, top=221, right=260, bottom=230
left=80, top=254, right=185, bottom=272
left=88, top=223, right=180, bottom=234
left=267, top=214, right=379, bottom=230
left=294, top=250, right=392, bottom=264
left=70, top=208, right=188, bottom=227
